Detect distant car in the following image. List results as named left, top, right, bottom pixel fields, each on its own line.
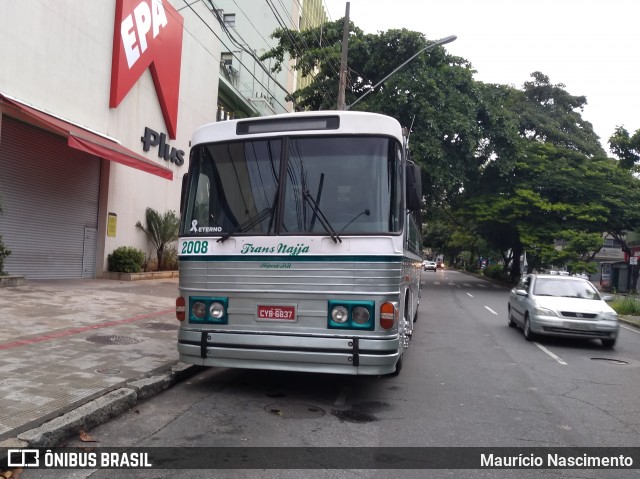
left=436, top=261, right=444, bottom=269
left=507, top=274, right=618, bottom=348
left=423, top=261, right=437, bottom=271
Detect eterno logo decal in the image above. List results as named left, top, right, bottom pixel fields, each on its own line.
left=110, top=0, right=183, bottom=139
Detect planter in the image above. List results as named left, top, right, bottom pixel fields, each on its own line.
left=0, top=275, right=27, bottom=287
left=103, top=271, right=179, bottom=281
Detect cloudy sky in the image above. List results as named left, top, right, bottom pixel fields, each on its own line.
left=322, top=0, right=640, bottom=153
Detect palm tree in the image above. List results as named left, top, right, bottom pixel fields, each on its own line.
left=135, top=208, right=179, bottom=270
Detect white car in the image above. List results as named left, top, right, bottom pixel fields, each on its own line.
left=423, top=260, right=437, bottom=271
left=507, top=274, right=619, bottom=348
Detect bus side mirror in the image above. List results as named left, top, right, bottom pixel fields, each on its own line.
left=180, top=173, right=188, bottom=217
left=406, top=164, right=422, bottom=212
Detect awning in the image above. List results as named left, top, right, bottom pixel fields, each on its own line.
left=0, top=93, right=173, bottom=180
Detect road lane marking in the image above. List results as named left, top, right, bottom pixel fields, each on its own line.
left=535, top=343, right=567, bottom=365
left=484, top=306, right=498, bottom=315
left=621, top=324, right=640, bottom=334
left=466, top=293, right=474, bottom=298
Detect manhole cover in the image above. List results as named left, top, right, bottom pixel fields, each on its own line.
left=265, top=402, right=325, bottom=419
left=590, top=357, right=630, bottom=365
left=86, top=334, right=141, bottom=345
left=141, top=322, right=176, bottom=331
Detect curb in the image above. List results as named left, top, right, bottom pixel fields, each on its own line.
left=0, top=362, right=202, bottom=452
left=102, top=271, right=179, bottom=281
left=619, top=316, right=640, bottom=330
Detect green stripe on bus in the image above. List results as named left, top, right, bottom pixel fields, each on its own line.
left=179, top=255, right=405, bottom=262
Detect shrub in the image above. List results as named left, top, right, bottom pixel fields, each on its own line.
left=107, top=246, right=145, bottom=273
left=610, top=297, right=640, bottom=316
left=483, top=263, right=509, bottom=282
left=161, top=244, right=179, bottom=270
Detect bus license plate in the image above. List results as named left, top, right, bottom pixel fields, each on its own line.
left=257, top=305, right=296, bottom=321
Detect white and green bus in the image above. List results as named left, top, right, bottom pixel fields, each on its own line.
left=176, top=111, right=423, bottom=375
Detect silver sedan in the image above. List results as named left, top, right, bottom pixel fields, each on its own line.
left=508, top=274, right=619, bottom=348
left=423, top=260, right=437, bottom=271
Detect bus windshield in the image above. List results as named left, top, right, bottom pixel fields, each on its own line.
left=182, top=136, right=402, bottom=237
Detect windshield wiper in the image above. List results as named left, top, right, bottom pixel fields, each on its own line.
left=303, top=190, right=342, bottom=243
left=217, top=207, right=273, bottom=243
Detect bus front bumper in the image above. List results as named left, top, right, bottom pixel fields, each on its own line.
left=177, top=329, right=401, bottom=375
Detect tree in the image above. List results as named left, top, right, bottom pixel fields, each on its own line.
left=135, top=208, right=179, bottom=270
left=609, top=126, right=640, bottom=171
left=518, top=72, right=605, bottom=157
left=455, top=71, right=615, bottom=280
left=462, top=142, right=640, bottom=281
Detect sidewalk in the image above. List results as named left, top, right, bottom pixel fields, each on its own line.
left=0, top=278, right=199, bottom=449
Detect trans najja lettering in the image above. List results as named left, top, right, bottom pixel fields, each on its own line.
left=240, top=243, right=310, bottom=256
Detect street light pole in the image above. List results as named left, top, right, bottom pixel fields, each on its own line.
left=345, top=35, right=457, bottom=111
left=336, top=2, right=350, bottom=110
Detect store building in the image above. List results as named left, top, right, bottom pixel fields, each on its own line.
left=0, top=0, right=222, bottom=279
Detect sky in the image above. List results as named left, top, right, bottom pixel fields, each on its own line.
left=322, top=0, right=640, bottom=154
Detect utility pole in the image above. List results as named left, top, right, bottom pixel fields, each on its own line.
left=336, top=2, right=350, bottom=110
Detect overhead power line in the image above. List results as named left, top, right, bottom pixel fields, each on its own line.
left=182, top=0, right=292, bottom=111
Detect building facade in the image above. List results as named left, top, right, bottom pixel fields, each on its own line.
left=213, top=0, right=301, bottom=117
left=0, top=0, right=221, bottom=279
left=0, top=0, right=328, bottom=280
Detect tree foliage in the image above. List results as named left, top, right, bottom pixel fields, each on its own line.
left=609, top=126, right=640, bottom=171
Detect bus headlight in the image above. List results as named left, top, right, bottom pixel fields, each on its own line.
left=209, top=301, right=225, bottom=319
left=331, top=306, right=349, bottom=323
left=192, top=301, right=207, bottom=320
left=352, top=306, right=370, bottom=324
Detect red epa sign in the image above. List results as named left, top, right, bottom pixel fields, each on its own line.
left=110, top=0, right=183, bottom=139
